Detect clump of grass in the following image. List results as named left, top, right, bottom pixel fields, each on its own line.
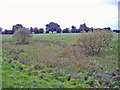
left=63, top=45, right=77, bottom=58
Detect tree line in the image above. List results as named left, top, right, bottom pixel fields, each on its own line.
left=0, top=22, right=114, bottom=34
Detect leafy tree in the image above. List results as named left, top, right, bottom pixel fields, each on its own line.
left=79, top=23, right=89, bottom=32
left=72, top=29, right=80, bottom=33
left=46, top=22, right=60, bottom=33
left=12, top=28, right=32, bottom=44
left=45, top=27, right=49, bottom=33
left=38, top=28, right=44, bottom=33
left=4, top=29, right=8, bottom=34
left=71, top=26, right=77, bottom=33
left=113, top=30, right=120, bottom=33
left=12, top=24, right=23, bottom=33
left=90, top=27, right=93, bottom=32
left=0, top=27, right=2, bottom=33
left=104, top=27, right=111, bottom=31
left=56, top=28, right=62, bottom=33
left=0, top=27, right=3, bottom=34
left=30, top=27, right=33, bottom=33
left=46, top=30, right=49, bottom=33
left=71, top=26, right=76, bottom=29
left=62, top=28, right=70, bottom=33
left=33, top=27, right=39, bottom=34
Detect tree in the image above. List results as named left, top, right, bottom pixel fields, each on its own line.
left=12, top=24, right=23, bottom=33
left=30, top=27, right=33, bottom=33
left=76, top=29, right=81, bottom=33
left=46, top=30, right=49, bottom=33
left=56, top=27, right=62, bottom=33
left=4, top=29, right=8, bottom=34
left=38, top=28, right=44, bottom=33
left=89, top=27, right=93, bottom=32
left=104, top=27, right=111, bottom=31
left=46, top=22, right=60, bottom=33
left=71, top=26, right=76, bottom=29
left=79, top=23, right=89, bottom=32
left=62, top=28, right=70, bottom=33
left=71, top=25, right=76, bottom=33
left=113, top=30, right=120, bottom=33
left=45, top=27, right=49, bottom=33
left=12, top=28, right=32, bottom=44
left=0, top=27, right=2, bottom=33
left=33, top=27, right=39, bottom=34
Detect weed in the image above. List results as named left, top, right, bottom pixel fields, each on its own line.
left=63, top=45, right=77, bottom=58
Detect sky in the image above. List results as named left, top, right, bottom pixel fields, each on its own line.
left=0, top=0, right=119, bottom=30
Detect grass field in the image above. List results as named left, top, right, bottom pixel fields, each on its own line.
left=2, top=33, right=79, bottom=44
left=1, top=33, right=120, bottom=88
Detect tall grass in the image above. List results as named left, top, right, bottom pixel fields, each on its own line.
left=2, top=33, right=119, bottom=88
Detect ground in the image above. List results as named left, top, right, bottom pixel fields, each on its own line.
left=1, top=33, right=120, bottom=88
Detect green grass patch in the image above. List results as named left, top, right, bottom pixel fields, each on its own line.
left=2, top=33, right=120, bottom=88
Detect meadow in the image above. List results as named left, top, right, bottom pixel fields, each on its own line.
left=1, top=33, right=120, bottom=88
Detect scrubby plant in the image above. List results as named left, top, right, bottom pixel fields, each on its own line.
left=12, top=28, right=32, bottom=44
left=76, top=30, right=113, bottom=56
left=63, top=45, right=77, bottom=58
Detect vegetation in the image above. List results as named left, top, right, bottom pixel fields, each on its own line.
left=46, top=22, right=61, bottom=33
left=76, top=30, right=113, bottom=56
left=12, top=24, right=23, bottom=33
left=63, top=45, right=77, bottom=58
left=1, top=22, right=114, bottom=34
left=2, top=33, right=79, bottom=45
left=12, top=28, right=32, bottom=44
left=2, top=32, right=120, bottom=88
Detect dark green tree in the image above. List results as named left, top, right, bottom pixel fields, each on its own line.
left=4, top=29, right=8, bottom=34
left=62, top=28, right=70, bottom=33
left=38, top=28, right=44, bottom=33
left=30, top=27, right=33, bottom=33
left=71, top=25, right=76, bottom=33
left=45, top=27, right=49, bottom=33
left=33, top=27, right=39, bottom=34
left=71, top=26, right=76, bottom=29
left=79, top=23, right=89, bottom=32
left=12, top=24, right=23, bottom=33
left=0, top=27, right=2, bottom=33
left=56, top=27, right=62, bottom=33
left=46, top=22, right=60, bottom=33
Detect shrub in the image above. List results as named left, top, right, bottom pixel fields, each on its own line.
left=76, top=30, right=113, bottom=56
left=12, top=28, right=32, bottom=44
left=63, top=45, right=77, bottom=58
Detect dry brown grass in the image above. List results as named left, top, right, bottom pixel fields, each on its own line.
left=63, top=45, right=77, bottom=58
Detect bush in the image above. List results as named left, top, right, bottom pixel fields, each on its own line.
left=76, top=30, right=113, bottom=56
left=12, top=28, right=32, bottom=44
left=63, top=45, right=77, bottom=58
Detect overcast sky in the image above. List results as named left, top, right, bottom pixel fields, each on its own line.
left=0, top=0, right=119, bottom=30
